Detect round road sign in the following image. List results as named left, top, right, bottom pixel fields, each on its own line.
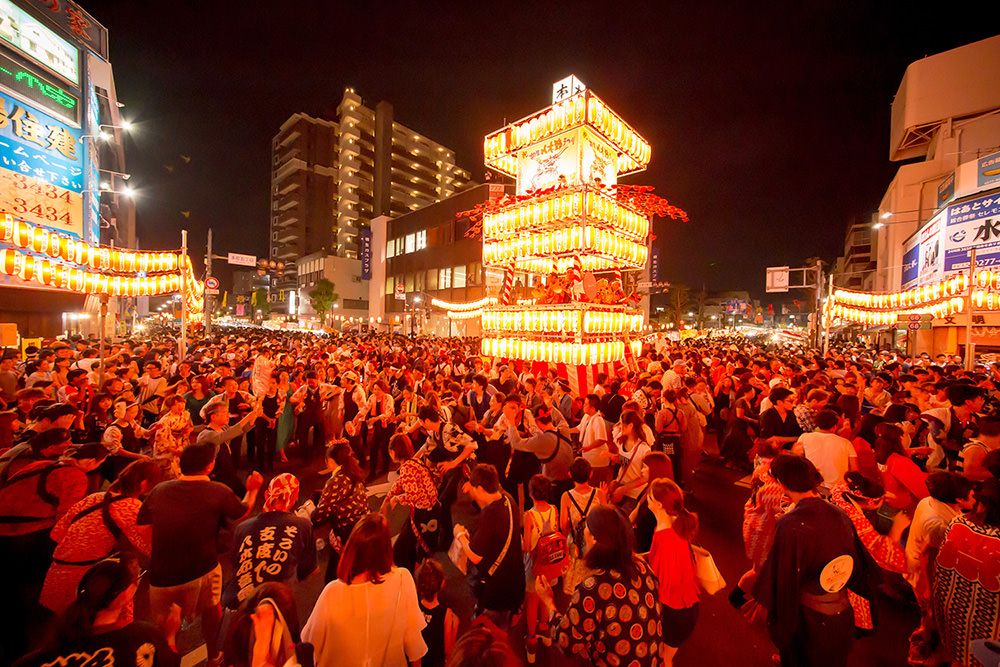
left=205, top=277, right=220, bottom=290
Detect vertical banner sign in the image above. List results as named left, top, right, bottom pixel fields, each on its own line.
left=360, top=227, right=372, bottom=280
left=901, top=236, right=919, bottom=289
left=944, top=193, right=1000, bottom=271
left=85, top=81, right=100, bottom=244
left=650, top=247, right=659, bottom=281
left=918, top=213, right=945, bottom=284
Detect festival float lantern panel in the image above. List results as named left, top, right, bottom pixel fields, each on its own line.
left=484, top=91, right=651, bottom=180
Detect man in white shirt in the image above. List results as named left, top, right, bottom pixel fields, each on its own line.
left=574, top=394, right=611, bottom=483
left=792, top=408, right=857, bottom=489
left=662, top=359, right=687, bottom=390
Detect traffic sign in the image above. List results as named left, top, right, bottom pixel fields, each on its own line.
left=907, top=322, right=931, bottom=330
left=205, top=288, right=220, bottom=296
left=766, top=266, right=790, bottom=293
left=205, top=277, right=220, bottom=290
left=395, top=284, right=405, bottom=301
left=897, top=313, right=933, bottom=323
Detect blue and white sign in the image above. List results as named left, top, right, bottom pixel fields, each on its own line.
left=978, top=151, right=1000, bottom=190
left=360, top=227, right=372, bottom=280
left=0, top=87, right=83, bottom=191
left=902, top=242, right=919, bottom=289
left=944, top=192, right=1000, bottom=271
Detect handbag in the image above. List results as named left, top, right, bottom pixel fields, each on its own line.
left=691, top=543, right=726, bottom=595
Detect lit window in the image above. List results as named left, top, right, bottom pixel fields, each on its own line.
left=416, top=230, right=427, bottom=250
left=453, top=265, right=466, bottom=288
left=439, top=267, right=452, bottom=289
left=404, top=233, right=415, bottom=254
left=386, top=239, right=395, bottom=258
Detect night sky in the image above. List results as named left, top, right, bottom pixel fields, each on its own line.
left=84, top=1, right=995, bottom=297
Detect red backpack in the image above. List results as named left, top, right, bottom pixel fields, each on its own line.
left=531, top=507, right=569, bottom=581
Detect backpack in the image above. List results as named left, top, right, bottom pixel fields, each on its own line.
left=531, top=507, right=569, bottom=581
left=568, top=489, right=596, bottom=556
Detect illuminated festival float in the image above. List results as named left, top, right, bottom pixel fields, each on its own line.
left=436, top=77, right=688, bottom=388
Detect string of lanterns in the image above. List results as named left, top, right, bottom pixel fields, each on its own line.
left=1, top=212, right=204, bottom=317
left=2, top=213, right=180, bottom=274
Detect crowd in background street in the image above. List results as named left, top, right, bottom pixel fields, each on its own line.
left=2, top=327, right=1000, bottom=667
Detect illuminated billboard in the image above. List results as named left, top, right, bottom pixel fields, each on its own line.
left=0, top=0, right=79, bottom=84
left=0, top=87, right=83, bottom=237
left=0, top=50, right=78, bottom=123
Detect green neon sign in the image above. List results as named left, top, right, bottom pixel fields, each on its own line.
left=0, top=50, right=78, bottom=124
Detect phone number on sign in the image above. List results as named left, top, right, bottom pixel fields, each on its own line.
left=1, top=170, right=82, bottom=236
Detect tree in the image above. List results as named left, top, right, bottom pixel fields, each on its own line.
left=664, top=284, right=692, bottom=325
left=252, top=288, right=270, bottom=323
left=309, top=278, right=340, bottom=326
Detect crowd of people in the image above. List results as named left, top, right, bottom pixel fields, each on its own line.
left=1, top=328, right=1000, bottom=667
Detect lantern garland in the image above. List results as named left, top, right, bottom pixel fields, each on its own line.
left=821, top=271, right=1000, bottom=326
left=1, top=212, right=204, bottom=317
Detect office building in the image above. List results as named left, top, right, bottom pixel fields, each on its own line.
left=268, top=90, right=474, bottom=306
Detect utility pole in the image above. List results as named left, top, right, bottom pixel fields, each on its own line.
left=823, top=272, right=833, bottom=357
left=812, top=259, right=824, bottom=349
left=966, top=248, right=977, bottom=371
left=205, top=228, right=213, bottom=336
left=180, top=230, right=188, bottom=361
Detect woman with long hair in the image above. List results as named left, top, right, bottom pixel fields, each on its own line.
left=302, top=514, right=428, bottom=667
left=312, top=442, right=369, bottom=583
left=83, top=393, right=113, bottom=442
left=647, top=478, right=700, bottom=666
left=537, top=505, right=663, bottom=667
left=40, top=460, right=162, bottom=620
left=17, top=558, right=178, bottom=667
left=876, top=423, right=929, bottom=514
left=275, top=369, right=295, bottom=463
left=611, top=411, right=653, bottom=513
left=182, top=375, right=211, bottom=427
left=722, top=382, right=757, bottom=470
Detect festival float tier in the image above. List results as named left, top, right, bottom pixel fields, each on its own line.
left=482, top=185, right=649, bottom=271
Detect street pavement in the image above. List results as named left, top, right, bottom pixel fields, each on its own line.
left=160, top=433, right=919, bottom=666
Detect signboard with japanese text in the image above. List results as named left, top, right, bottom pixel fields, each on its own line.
left=918, top=212, right=944, bottom=284
left=516, top=129, right=579, bottom=195
left=937, top=171, right=955, bottom=208
left=0, top=49, right=78, bottom=124
left=360, top=227, right=371, bottom=280
left=227, top=252, right=256, bottom=267
left=23, top=0, right=107, bottom=60
left=0, top=0, right=80, bottom=84
left=944, top=192, right=1000, bottom=272
left=650, top=247, right=659, bottom=281
left=901, top=234, right=919, bottom=289
left=84, top=74, right=97, bottom=242
left=552, top=75, right=585, bottom=104
left=394, top=283, right=405, bottom=301
left=978, top=151, right=1000, bottom=190
left=0, top=87, right=83, bottom=191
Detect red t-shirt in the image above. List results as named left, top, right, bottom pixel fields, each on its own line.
left=648, top=527, right=700, bottom=609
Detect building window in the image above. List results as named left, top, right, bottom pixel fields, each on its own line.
left=386, top=240, right=395, bottom=259
left=395, top=237, right=405, bottom=256
left=404, top=233, right=415, bottom=254
left=385, top=275, right=395, bottom=295
left=426, top=269, right=438, bottom=291
left=352, top=275, right=362, bottom=283
left=453, top=265, right=466, bottom=288
left=416, top=229, right=427, bottom=251
left=415, top=271, right=425, bottom=291
left=467, top=262, right=481, bottom=286
left=405, top=273, right=415, bottom=292
left=439, top=267, right=452, bottom=289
